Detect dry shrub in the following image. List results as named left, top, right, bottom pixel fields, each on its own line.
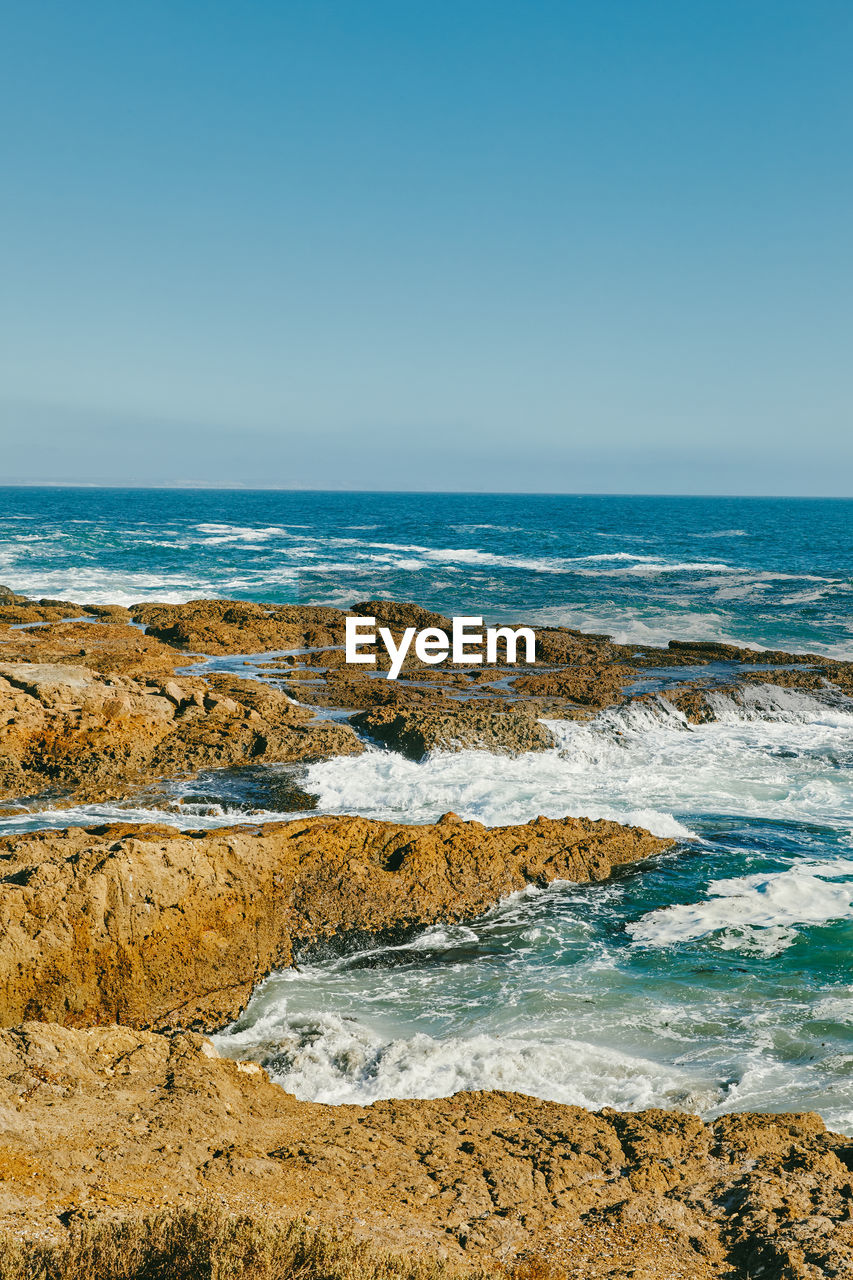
left=0, top=1204, right=484, bottom=1280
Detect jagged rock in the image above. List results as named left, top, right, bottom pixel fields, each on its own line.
left=1, top=596, right=849, bottom=812
left=349, top=598, right=453, bottom=632
left=512, top=663, right=634, bottom=708
left=351, top=702, right=556, bottom=757
left=0, top=662, right=361, bottom=804
left=0, top=1024, right=851, bottom=1275
left=130, top=599, right=347, bottom=654
left=0, top=815, right=672, bottom=1031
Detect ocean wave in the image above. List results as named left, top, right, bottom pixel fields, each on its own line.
left=375, top=544, right=578, bottom=573
left=2, top=532, right=69, bottom=542
left=0, top=798, right=312, bottom=839
left=319, top=540, right=742, bottom=578
left=194, top=524, right=313, bottom=545
left=527, top=603, right=853, bottom=659
left=306, top=557, right=429, bottom=574
left=779, top=588, right=841, bottom=605
left=527, top=604, right=765, bottom=651
left=449, top=523, right=526, bottom=534
left=0, top=568, right=213, bottom=606
left=706, top=684, right=853, bottom=727
left=302, top=742, right=694, bottom=839
left=193, top=522, right=310, bottom=535
left=575, top=561, right=735, bottom=577
left=215, top=1006, right=720, bottom=1111
left=304, top=691, right=853, bottom=833
left=628, top=861, right=853, bottom=950
left=690, top=529, right=749, bottom=538
left=11, top=682, right=849, bottom=846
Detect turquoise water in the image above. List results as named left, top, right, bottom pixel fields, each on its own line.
left=1, top=488, right=852, bottom=1129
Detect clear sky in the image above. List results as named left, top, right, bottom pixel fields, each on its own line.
left=0, top=1, right=850, bottom=493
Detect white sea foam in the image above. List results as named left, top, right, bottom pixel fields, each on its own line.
left=304, top=688, right=853, bottom=836
left=0, top=563, right=312, bottom=605
left=321, top=540, right=747, bottom=578
left=0, top=799, right=311, bottom=836
left=813, top=993, right=853, bottom=1024
left=6, top=683, right=846, bottom=851
left=690, top=529, right=749, bottom=538
left=712, top=925, right=800, bottom=957
left=628, top=861, right=853, bottom=949
left=707, top=684, right=853, bottom=727
left=302, top=743, right=693, bottom=840
left=780, top=589, right=835, bottom=605
left=193, top=524, right=314, bottom=545
left=193, top=522, right=309, bottom=535
left=528, top=604, right=767, bottom=651
left=215, top=1004, right=720, bottom=1111
left=574, top=560, right=735, bottom=577
left=0, top=569, right=213, bottom=606
left=526, top=601, right=853, bottom=659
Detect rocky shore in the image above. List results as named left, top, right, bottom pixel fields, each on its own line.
left=1, top=588, right=852, bottom=1277
left=1, top=590, right=850, bottom=806
left=0, top=815, right=670, bottom=1031
left=2, top=1022, right=852, bottom=1278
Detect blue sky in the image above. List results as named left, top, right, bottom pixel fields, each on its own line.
left=0, top=1, right=850, bottom=492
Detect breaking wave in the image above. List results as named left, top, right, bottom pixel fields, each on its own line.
left=216, top=1001, right=722, bottom=1112
left=629, top=860, right=853, bottom=951
left=303, top=686, right=853, bottom=835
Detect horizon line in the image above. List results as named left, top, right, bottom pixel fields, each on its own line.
left=0, top=483, right=851, bottom=501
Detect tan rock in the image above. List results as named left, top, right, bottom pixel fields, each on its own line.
left=0, top=816, right=672, bottom=1032
left=0, top=663, right=362, bottom=805
left=0, top=1024, right=851, bottom=1275
left=351, top=703, right=556, bottom=757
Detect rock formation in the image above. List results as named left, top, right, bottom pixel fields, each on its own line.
left=2, top=593, right=851, bottom=802
left=0, top=815, right=672, bottom=1031
left=0, top=1023, right=850, bottom=1276
left=0, top=660, right=361, bottom=804
left=1, top=592, right=852, bottom=1277
left=351, top=703, right=557, bottom=757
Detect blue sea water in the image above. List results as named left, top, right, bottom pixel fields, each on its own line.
left=0, top=488, right=851, bottom=655
left=1, top=488, right=852, bottom=1130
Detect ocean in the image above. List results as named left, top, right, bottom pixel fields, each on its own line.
left=1, top=487, right=852, bottom=1130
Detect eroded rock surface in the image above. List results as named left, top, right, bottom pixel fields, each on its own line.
left=0, top=815, right=672, bottom=1032
left=3, top=594, right=851, bottom=806
left=130, top=598, right=347, bottom=654
left=0, top=1024, right=851, bottom=1277
left=0, top=660, right=360, bottom=804
left=352, top=702, right=557, bottom=757
left=1, top=594, right=852, bottom=1276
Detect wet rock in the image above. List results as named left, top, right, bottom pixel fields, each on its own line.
left=661, top=639, right=827, bottom=666
left=352, top=702, right=556, bottom=757
left=0, top=815, right=672, bottom=1031
left=2, top=598, right=849, bottom=809
left=512, top=663, right=634, bottom=708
